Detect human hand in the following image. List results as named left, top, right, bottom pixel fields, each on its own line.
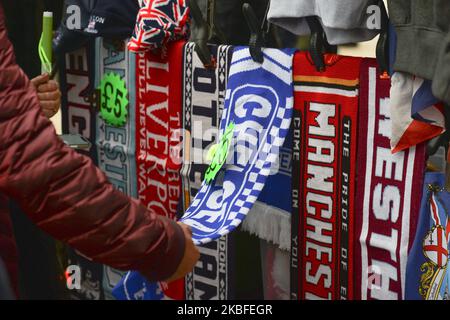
left=30, top=73, right=61, bottom=119
left=164, top=222, right=200, bottom=283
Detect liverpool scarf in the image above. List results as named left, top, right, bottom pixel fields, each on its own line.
left=405, top=173, right=450, bottom=300
left=354, top=59, right=425, bottom=300
left=113, top=41, right=185, bottom=301
left=180, top=43, right=235, bottom=300
left=181, top=47, right=295, bottom=245
left=290, top=52, right=362, bottom=300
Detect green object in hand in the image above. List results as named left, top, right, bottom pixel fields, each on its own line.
left=39, top=12, right=53, bottom=74
left=204, top=122, right=236, bottom=185
left=99, top=73, right=129, bottom=127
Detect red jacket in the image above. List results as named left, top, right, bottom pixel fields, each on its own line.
left=0, top=3, right=185, bottom=295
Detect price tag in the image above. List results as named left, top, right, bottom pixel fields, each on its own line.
left=99, top=73, right=129, bottom=127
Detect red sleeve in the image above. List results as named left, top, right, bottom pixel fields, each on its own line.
left=0, top=5, right=184, bottom=282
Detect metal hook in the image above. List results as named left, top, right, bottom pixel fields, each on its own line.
left=242, top=3, right=264, bottom=63
left=306, top=16, right=336, bottom=72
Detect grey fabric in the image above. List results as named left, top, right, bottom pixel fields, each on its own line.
left=388, top=0, right=450, bottom=104
left=432, top=32, right=450, bottom=105
left=267, top=0, right=379, bottom=45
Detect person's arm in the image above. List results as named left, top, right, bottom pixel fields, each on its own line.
left=0, top=6, right=198, bottom=282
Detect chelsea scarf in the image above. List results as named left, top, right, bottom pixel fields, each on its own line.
left=405, top=173, right=450, bottom=300
left=181, top=47, right=295, bottom=245
left=181, top=43, right=235, bottom=300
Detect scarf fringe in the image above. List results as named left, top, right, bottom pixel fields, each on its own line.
left=241, top=201, right=291, bottom=251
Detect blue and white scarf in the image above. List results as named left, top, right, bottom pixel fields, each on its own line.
left=181, top=47, right=295, bottom=244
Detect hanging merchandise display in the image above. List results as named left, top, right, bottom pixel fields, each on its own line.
left=128, top=0, right=190, bottom=53
left=290, top=52, right=362, bottom=300
left=354, top=59, right=426, bottom=300
left=8, top=0, right=450, bottom=302
left=267, top=0, right=380, bottom=45
left=180, top=43, right=236, bottom=300
left=406, top=173, right=450, bottom=300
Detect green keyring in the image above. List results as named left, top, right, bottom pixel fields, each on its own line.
left=205, top=122, right=236, bottom=184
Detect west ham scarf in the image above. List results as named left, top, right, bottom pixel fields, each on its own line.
left=290, top=52, right=362, bottom=300
left=354, top=59, right=425, bottom=300
left=181, top=47, right=295, bottom=245
left=405, top=173, right=450, bottom=300
left=180, top=43, right=235, bottom=300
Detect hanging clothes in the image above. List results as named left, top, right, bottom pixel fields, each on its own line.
left=388, top=0, right=450, bottom=105
left=267, top=0, right=379, bottom=45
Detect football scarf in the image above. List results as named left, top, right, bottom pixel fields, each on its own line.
left=135, top=41, right=184, bottom=223
left=180, top=43, right=235, bottom=300
left=94, top=38, right=138, bottom=300
left=181, top=47, right=295, bottom=245
left=128, top=0, right=190, bottom=53
left=112, top=271, right=165, bottom=300
left=113, top=40, right=186, bottom=301
left=290, top=52, right=362, bottom=300
left=241, top=130, right=293, bottom=251
left=354, top=59, right=426, bottom=300
left=405, top=173, right=450, bottom=300
left=60, top=42, right=105, bottom=300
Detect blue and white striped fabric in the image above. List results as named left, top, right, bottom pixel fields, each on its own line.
left=181, top=47, right=295, bottom=245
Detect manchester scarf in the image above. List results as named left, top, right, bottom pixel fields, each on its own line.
left=180, top=43, right=235, bottom=300
left=290, top=52, right=362, bottom=300
left=181, top=47, right=295, bottom=245
left=405, top=173, right=450, bottom=300
left=354, top=59, right=425, bottom=300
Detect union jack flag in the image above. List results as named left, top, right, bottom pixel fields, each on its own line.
left=128, top=0, right=190, bottom=53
